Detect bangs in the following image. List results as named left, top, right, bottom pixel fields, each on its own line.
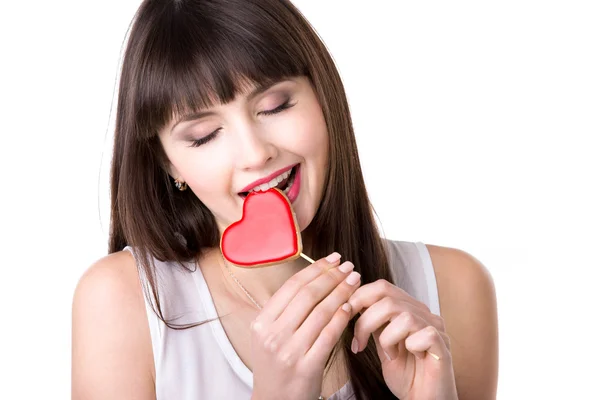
left=129, top=0, right=309, bottom=138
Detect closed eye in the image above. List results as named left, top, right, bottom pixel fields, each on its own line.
left=259, top=99, right=295, bottom=116
left=189, top=129, right=221, bottom=147
left=189, top=100, right=296, bottom=148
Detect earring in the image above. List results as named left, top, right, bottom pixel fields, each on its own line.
left=174, top=178, right=188, bottom=191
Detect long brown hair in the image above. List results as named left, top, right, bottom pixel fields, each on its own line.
left=109, top=0, right=397, bottom=398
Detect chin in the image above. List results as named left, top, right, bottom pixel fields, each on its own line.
left=294, top=198, right=320, bottom=234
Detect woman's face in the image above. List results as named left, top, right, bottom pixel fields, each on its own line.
left=159, top=76, right=329, bottom=233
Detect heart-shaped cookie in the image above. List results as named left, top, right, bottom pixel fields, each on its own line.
left=221, top=188, right=303, bottom=267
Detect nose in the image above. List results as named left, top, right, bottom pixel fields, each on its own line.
left=233, top=127, right=277, bottom=171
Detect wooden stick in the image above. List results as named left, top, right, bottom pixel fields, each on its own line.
left=300, top=252, right=315, bottom=264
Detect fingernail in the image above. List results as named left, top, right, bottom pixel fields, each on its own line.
left=384, top=351, right=391, bottom=361
left=345, top=271, right=360, bottom=285
left=326, top=252, right=341, bottom=263
left=351, top=338, right=359, bottom=354
left=338, top=261, right=354, bottom=273
left=341, top=303, right=352, bottom=313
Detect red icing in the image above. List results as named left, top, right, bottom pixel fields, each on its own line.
left=221, top=188, right=302, bottom=267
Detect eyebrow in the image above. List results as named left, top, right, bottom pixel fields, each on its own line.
left=170, top=79, right=291, bottom=133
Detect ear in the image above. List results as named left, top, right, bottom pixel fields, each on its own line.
left=161, top=159, right=183, bottom=182
left=155, top=137, right=183, bottom=180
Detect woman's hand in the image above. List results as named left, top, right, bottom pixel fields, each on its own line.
left=347, top=279, right=458, bottom=400
left=250, top=253, right=360, bottom=400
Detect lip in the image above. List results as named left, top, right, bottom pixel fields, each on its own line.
left=238, top=163, right=298, bottom=193
left=286, top=163, right=301, bottom=203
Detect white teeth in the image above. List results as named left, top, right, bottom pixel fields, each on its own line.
left=248, top=169, right=292, bottom=193
left=283, top=170, right=297, bottom=194
left=283, top=180, right=292, bottom=194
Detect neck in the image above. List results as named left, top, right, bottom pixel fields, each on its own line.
left=206, top=247, right=311, bottom=309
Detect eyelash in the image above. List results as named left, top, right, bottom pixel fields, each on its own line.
left=189, top=100, right=295, bottom=148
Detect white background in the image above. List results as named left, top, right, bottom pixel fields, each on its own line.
left=1, top=1, right=598, bottom=398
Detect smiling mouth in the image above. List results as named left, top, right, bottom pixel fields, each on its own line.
left=239, top=164, right=299, bottom=199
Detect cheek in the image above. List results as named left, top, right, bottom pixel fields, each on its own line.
left=167, top=146, right=230, bottom=194
left=283, top=111, right=328, bottom=158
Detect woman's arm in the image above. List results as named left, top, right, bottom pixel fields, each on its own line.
left=71, top=251, right=156, bottom=399
left=427, top=244, right=499, bottom=400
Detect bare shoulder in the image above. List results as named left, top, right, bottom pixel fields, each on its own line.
left=72, top=250, right=155, bottom=400
left=425, top=244, right=499, bottom=400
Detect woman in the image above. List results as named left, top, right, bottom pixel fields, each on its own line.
left=72, top=0, right=498, bottom=399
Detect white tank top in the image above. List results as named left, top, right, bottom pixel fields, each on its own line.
left=124, top=240, right=440, bottom=400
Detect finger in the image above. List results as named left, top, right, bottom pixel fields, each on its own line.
left=404, top=326, right=448, bottom=362
left=253, top=252, right=341, bottom=328
left=290, top=270, right=361, bottom=356
left=347, top=279, right=431, bottom=319
left=303, top=300, right=355, bottom=368
left=376, top=311, right=429, bottom=362
left=269, top=263, right=358, bottom=349
left=351, top=297, right=425, bottom=354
